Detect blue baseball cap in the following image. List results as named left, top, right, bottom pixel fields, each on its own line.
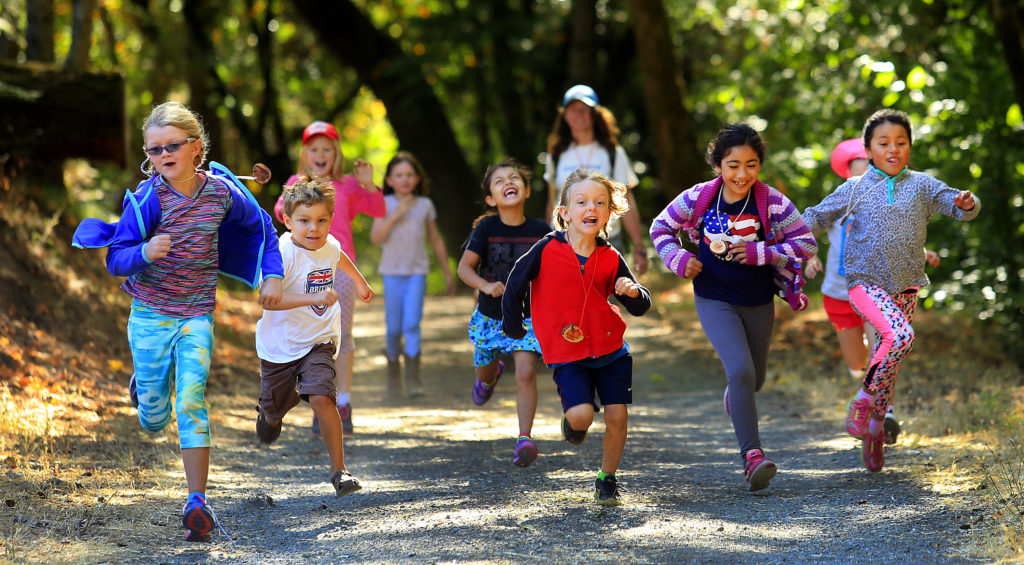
left=562, top=84, right=599, bottom=108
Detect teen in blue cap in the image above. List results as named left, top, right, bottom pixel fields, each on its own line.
left=544, top=85, right=649, bottom=275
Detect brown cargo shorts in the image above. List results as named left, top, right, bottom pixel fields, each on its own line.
left=258, top=342, right=337, bottom=422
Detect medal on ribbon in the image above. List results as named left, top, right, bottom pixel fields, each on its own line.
left=561, top=324, right=584, bottom=343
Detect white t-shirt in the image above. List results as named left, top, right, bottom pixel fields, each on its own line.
left=377, top=195, right=437, bottom=276
left=255, top=233, right=342, bottom=363
left=544, top=141, right=639, bottom=237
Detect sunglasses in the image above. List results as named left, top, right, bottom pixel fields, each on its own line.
left=143, top=137, right=196, bottom=156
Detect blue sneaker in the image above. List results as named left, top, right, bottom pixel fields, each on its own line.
left=512, top=437, right=538, bottom=467
left=129, top=373, right=139, bottom=409
left=471, top=360, right=504, bottom=406
left=182, top=498, right=214, bottom=542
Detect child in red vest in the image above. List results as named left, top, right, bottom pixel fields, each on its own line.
left=502, top=169, right=651, bottom=505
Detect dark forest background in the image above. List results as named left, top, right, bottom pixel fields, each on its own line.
left=1, top=0, right=1023, bottom=362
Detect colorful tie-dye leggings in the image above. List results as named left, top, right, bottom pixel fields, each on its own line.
left=127, top=300, right=214, bottom=449
left=848, top=284, right=918, bottom=418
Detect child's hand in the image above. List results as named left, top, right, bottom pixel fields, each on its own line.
left=954, top=190, right=976, bottom=211
left=258, top=278, right=283, bottom=307
left=481, top=281, right=505, bottom=298
left=683, top=256, right=703, bottom=278
left=393, top=197, right=413, bottom=218
left=321, top=288, right=339, bottom=307
left=614, top=276, right=640, bottom=298
left=727, top=241, right=748, bottom=264
left=145, top=234, right=172, bottom=261
left=352, top=159, right=375, bottom=189
left=804, top=255, right=823, bottom=279
left=925, top=249, right=940, bottom=268
left=356, top=281, right=375, bottom=303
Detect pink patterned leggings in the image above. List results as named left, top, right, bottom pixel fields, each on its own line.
left=848, top=284, right=918, bottom=418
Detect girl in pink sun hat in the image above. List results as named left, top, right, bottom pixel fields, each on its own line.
left=274, top=120, right=386, bottom=436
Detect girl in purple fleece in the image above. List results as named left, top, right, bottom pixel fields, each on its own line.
left=650, top=123, right=816, bottom=491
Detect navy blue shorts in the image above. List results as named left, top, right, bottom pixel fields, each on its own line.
left=553, top=354, right=633, bottom=412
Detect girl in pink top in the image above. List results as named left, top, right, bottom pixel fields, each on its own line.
left=274, top=121, right=386, bottom=435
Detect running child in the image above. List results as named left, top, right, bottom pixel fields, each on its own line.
left=274, top=121, right=386, bottom=435
left=255, top=175, right=372, bottom=497
left=803, top=109, right=979, bottom=473
left=371, top=151, right=455, bottom=398
left=72, top=101, right=284, bottom=542
left=649, top=123, right=816, bottom=491
left=804, top=138, right=939, bottom=444
left=503, top=170, right=651, bottom=505
left=456, top=158, right=549, bottom=467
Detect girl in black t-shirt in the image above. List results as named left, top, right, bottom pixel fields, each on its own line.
left=456, top=158, right=550, bottom=468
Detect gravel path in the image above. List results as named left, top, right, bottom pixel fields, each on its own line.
left=114, top=296, right=995, bottom=564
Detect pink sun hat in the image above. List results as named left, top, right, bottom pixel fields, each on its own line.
left=830, top=138, right=868, bottom=179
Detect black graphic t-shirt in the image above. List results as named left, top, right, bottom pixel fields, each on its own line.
left=462, top=214, right=550, bottom=319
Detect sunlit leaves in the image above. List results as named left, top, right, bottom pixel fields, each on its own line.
left=1007, top=104, right=1023, bottom=129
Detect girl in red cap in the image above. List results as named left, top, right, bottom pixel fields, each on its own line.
left=275, top=121, right=386, bottom=435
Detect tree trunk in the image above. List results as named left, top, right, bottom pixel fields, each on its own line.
left=291, top=0, right=479, bottom=253
left=26, top=0, right=54, bottom=63
left=628, top=0, right=705, bottom=202
left=568, top=0, right=597, bottom=85
left=989, top=0, right=1024, bottom=110
left=0, top=63, right=125, bottom=208
left=65, top=0, right=98, bottom=71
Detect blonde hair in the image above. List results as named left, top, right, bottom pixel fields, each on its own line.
left=282, top=175, right=336, bottom=217
left=141, top=101, right=208, bottom=176
left=298, top=135, right=345, bottom=179
left=554, top=169, right=629, bottom=237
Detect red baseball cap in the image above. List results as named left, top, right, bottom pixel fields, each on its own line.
left=302, top=121, right=339, bottom=144
left=830, top=138, right=868, bottom=179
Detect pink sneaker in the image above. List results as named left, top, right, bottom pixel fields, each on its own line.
left=862, top=429, right=885, bottom=472
left=846, top=396, right=872, bottom=439
left=743, top=449, right=777, bottom=492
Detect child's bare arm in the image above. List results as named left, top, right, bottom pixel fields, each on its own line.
left=261, top=288, right=337, bottom=311
left=336, top=250, right=375, bottom=303
left=457, top=249, right=504, bottom=297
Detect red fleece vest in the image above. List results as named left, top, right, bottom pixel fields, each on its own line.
left=529, top=240, right=627, bottom=364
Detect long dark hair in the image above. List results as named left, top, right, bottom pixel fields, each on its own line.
left=545, top=104, right=620, bottom=164
left=382, top=151, right=430, bottom=196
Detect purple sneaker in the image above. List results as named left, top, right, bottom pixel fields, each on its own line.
left=512, top=436, right=538, bottom=467
left=472, top=360, right=504, bottom=406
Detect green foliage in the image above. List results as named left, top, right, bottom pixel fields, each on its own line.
left=9, top=0, right=1023, bottom=360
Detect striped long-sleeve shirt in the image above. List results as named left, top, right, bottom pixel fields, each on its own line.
left=650, top=177, right=817, bottom=310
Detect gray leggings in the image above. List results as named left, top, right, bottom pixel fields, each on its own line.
left=694, top=296, right=775, bottom=460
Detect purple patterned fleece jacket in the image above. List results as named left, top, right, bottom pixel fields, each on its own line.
left=649, top=177, right=817, bottom=310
